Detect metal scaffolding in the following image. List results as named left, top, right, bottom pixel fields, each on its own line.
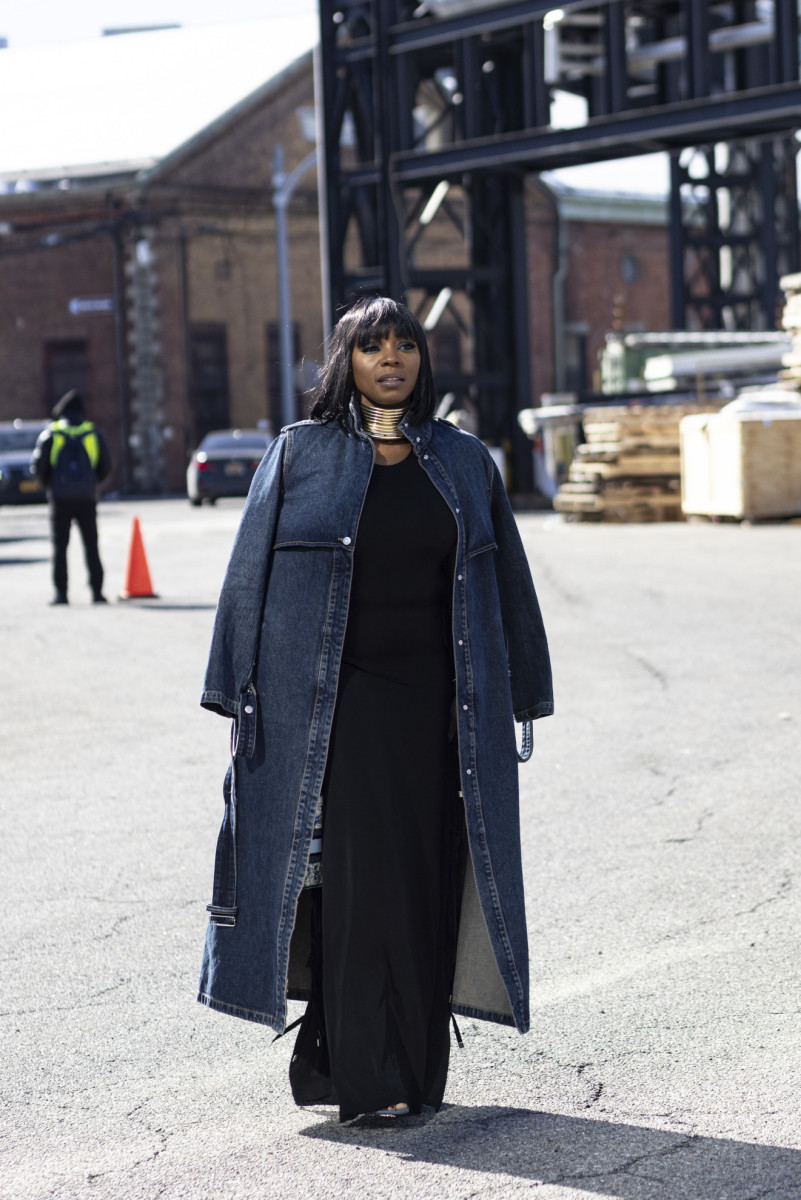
left=318, top=0, right=801, bottom=484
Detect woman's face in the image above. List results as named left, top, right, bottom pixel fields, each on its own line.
left=351, top=329, right=421, bottom=408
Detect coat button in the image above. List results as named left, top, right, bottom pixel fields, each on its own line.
left=244, top=705, right=254, bottom=714
left=455, top=508, right=460, bottom=513
left=342, top=536, right=352, bottom=545
left=458, top=640, right=463, bottom=646
left=463, top=704, right=468, bottom=710
left=457, top=575, right=463, bottom=581
left=466, top=769, right=472, bottom=775
left=416, top=437, right=421, bottom=442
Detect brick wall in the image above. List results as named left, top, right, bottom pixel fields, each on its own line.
left=563, top=219, right=670, bottom=390
left=146, top=56, right=323, bottom=485
left=0, top=222, right=124, bottom=481
left=0, top=58, right=322, bottom=495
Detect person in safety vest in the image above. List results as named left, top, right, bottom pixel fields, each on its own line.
left=33, top=389, right=112, bottom=605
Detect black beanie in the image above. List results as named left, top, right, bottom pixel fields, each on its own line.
left=52, top=389, right=86, bottom=420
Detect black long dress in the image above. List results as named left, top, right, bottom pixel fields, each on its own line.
left=290, top=449, right=461, bottom=1120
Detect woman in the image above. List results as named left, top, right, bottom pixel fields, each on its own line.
left=197, top=296, right=553, bottom=1122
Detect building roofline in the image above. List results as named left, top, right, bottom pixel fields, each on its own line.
left=0, top=159, right=153, bottom=188
left=140, top=48, right=314, bottom=189
left=542, top=178, right=669, bottom=225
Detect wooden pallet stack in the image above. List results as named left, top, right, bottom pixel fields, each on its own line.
left=779, top=272, right=801, bottom=389
left=554, top=403, right=723, bottom=522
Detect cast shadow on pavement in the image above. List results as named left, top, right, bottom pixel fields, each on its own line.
left=300, top=1106, right=800, bottom=1198
left=117, top=602, right=217, bottom=611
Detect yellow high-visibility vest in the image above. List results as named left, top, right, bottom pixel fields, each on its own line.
left=49, top=420, right=100, bottom=470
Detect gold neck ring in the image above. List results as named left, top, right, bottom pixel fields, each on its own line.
left=359, top=397, right=408, bottom=441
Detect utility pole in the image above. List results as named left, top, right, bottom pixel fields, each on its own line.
left=272, top=144, right=317, bottom=428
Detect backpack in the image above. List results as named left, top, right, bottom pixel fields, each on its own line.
left=50, top=427, right=97, bottom=500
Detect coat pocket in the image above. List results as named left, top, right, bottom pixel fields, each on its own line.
left=273, top=540, right=345, bottom=550
left=206, top=762, right=238, bottom=927
left=465, top=540, right=498, bottom=560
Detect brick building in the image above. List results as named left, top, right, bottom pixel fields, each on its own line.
left=0, top=20, right=321, bottom=493
left=0, top=21, right=670, bottom=494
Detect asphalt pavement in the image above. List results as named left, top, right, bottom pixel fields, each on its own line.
left=1, top=497, right=799, bottom=1200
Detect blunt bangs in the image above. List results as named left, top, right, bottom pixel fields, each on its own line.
left=350, top=297, right=422, bottom=353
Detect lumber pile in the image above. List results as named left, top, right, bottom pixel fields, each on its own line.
left=779, top=272, right=801, bottom=389
left=554, top=403, right=724, bottom=522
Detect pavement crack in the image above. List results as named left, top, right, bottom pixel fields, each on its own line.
left=733, top=871, right=792, bottom=917
left=527, top=556, right=585, bottom=607
left=665, top=806, right=714, bottom=844
left=552, top=1133, right=696, bottom=1186
left=86, top=1128, right=169, bottom=1186
left=626, top=648, right=668, bottom=690
left=0, top=977, right=132, bottom=1018
left=93, top=914, right=134, bottom=942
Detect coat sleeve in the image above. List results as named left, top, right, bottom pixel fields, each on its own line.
left=489, top=458, right=554, bottom=722
left=200, top=432, right=288, bottom=719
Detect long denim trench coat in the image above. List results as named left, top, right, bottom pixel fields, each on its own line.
left=197, top=405, right=553, bottom=1034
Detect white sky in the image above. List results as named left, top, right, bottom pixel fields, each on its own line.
left=0, top=0, right=316, bottom=47
left=0, top=18, right=319, bottom=176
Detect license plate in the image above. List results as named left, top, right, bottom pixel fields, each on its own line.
left=224, top=462, right=245, bottom=476
left=19, top=479, right=42, bottom=493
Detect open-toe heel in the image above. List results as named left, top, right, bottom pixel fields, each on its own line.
left=375, top=1102, right=410, bottom=1117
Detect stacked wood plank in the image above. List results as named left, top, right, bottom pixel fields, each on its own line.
left=554, top=403, right=724, bottom=522
left=779, top=272, right=801, bottom=389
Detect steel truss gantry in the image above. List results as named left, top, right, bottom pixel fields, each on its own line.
left=318, top=1, right=801, bottom=485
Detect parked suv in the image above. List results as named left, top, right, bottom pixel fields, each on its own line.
left=0, top=420, right=49, bottom=504
left=187, top=429, right=273, bottom=506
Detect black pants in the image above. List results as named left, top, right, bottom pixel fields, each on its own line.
left=51, top=499, right=104, bottom=598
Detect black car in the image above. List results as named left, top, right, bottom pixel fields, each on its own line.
left=187, top=429, right=273, bottom=506
left=0, top=420, right=49, bottom=504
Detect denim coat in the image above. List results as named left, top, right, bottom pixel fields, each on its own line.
left=197, top=406, right=553, bottom=1034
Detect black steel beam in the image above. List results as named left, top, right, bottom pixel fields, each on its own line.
left=508, top=176, right=533, bottom=490
left=774, top=0, right=800, bottom=84
left=459, top=37, right=482, bottom=141
left=603, top=1, right=628, bottom=115
left=422, top=370, right=511, bottom=390
left=408, top=267, right=506, bottom=288
left=343, top=270, right=386, bottom=291
left=522, top=21, right=550, bottom=129
left=375, top=0, right=403, bottom=298
left=685, top=0, right=711, bottom=100
left=319, top=0, right=800, bottom=453
left=668, top=153, right=685, bottom=329
left=759, top=140, right=780, bottom=326
left=318, top=5, right=345, bottom=313
left=682, top=293, right=765, bottom=308
left=387, top=0, right=599, bottom=55
left=393, top=83, right=801, bottom=179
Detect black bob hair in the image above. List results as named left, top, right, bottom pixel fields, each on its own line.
left=309, top=295, right=437, bottom=430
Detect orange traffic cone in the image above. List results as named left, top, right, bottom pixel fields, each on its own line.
left=119, top=516, right=158, bottom=599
